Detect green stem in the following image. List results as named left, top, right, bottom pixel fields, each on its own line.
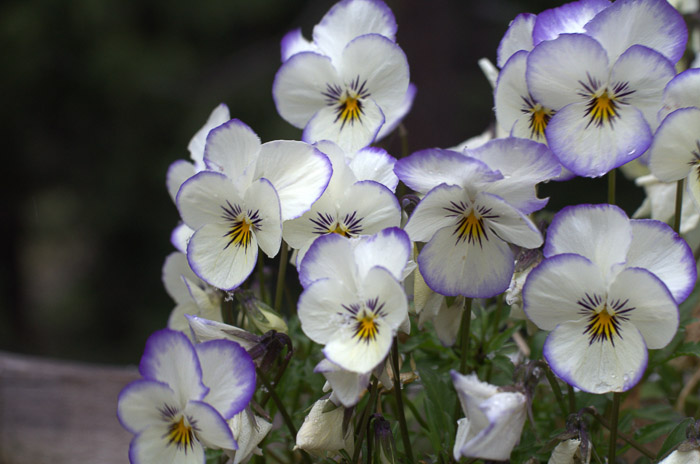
left=403, top=395, right=429, bottom=431
left=608, top=168, right=616, bottom=206
left=353, top=377, right=379, bottom=463
left=460, top=298, right=473, bottom=375
left=391, top=337, right=415, bottom=464
left=584, top=407, right=655, bottom=459
left=674, top=179, right=684, bottom=234
left=608, top=392, right=621, bottom=464
left=544, top=367, right=568, bottom=419
left=491, top=294, right=503, bottom=339
left=257, top=253, right=268, bottom=304
left=274, top=243, right=288, bottom=313
left=567, top=384, right=576, bottom=415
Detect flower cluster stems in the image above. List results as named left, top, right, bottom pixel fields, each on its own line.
left=544, top=366, right=568, bottom=419
left=567, top=384, right=576, bottom=415
left=274, top=243, right=288, bottom=312
left=583, top=407, right=655, bottom=459
left=608, top=392, right=621, bottom=464
left=674, top=179, right=684, bottom=234
left=392, top=337, right=415, bottom=464
left=353, top=377, right=380, bottom=463
left=459, top=298, right=473, bottom=375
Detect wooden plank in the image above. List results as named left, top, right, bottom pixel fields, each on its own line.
left=0, top=351, right=139, bottom=464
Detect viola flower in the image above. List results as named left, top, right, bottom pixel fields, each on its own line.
left=117, top=330, right=256, bottom=464
left=276, top=0, right=414, bottom=152
left=523, top=204, right=694, bottom=393
left=297, top=228, right=411, bottom=373
left=283, top=140, right=401, bottom=266
left=223, top=410, right=273, bottom=464
left=162, top=252, right=223, bottom=337
left=294, top=398, right=354, bottom=457
left=526, top=34, right=676, bottom=177
left=396, top=138, right=560, bottom=297
left=451, top=371, right=527, bottom=461
left=633, top=174, right=700, bottom=235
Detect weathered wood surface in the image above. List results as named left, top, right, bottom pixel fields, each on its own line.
left=0, top=351, right=139, bottom=464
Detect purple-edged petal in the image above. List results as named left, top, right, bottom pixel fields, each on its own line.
left=299, top=233, right=359, bottom=288
left=626, top=219, right=696, bottom=304
left=163, top=252, right=199, bottom=304
left=118, top=379, right=175, bottom=434
left=584, top=0, right=688, bottom=63
left=348, top=146, right=398, bottom=191
left=545, top=101, right=651, bottom=177
left=478, top=192, right=542, bottom=248
left=167, top=160, right=196, bottom=203
left=494, top=51, right=541, bottom=141
left=353, top=227, right=410, bottom=281
left=649, top=107, right=700, bottom=182
left=298, top=278, right=361, bottom=344
left=543, top=204, right=632, bottom=274
left=171, top=223, right=193, bottom=254
left=659, top=68, right=700, bottom=121
left=281, top=28, right=317, bottom=62
left=243, top=178, right=282, bottom=258
left=273, top=52, right=339, bottom=128
left=313, top=0, right=397, bottom=64
left=315, top=358, right=370, bottom=408
left=196, top=340, right=256, bottom=420
left=403, top=183, right=467, bottom=243
left=394, top=148, right=501, bottom=194
left=544, top=318, right=647, bottom=393
left=139, top=329, right=207, bottom=404
left=609, top=267, right=678, bottom=349
left=255, top=141, right=332, bottom=221
left=303, top=97, right=385, bottom=152
left=203, top=119, right=261, bottom=185
left=189, top=103, right=231, bottom=170
left=497, top=13, right=536, bottom=68
left=185, top=400, right=237, bottom=451
left=376, top=82, right=417, bottom=141
left=532, top=0, right=610, bottom=46
left=177, top=171, right=242, bottom=230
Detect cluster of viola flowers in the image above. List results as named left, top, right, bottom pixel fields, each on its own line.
left=118, top=0, right=700, bottom=462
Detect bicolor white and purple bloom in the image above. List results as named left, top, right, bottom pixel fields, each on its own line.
left=176, top=119, right=331, bottom=290
left=273, top=0, right=413, bottom=152
left=117, top=329, right=256, bottom=464
left=396, top=137, right=560, bottom=298
left=451, top=371, right=527, bottom=461
left=297, top=227, right=411, bottom=374
left=523, top=204, right=695, bottom=393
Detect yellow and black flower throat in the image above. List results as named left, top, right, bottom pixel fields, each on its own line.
left=578, top=74, right=635, bottom=129
left=444, top=201, right=497, bottom=247
left=221, top=201, right=262, bottom=250
left=341, top=297, right=388, bottom=344
left=159, top=404, right=196, bottom=453
left=322, top=76, right=371, bottom=130
left=521, top=94, right=554, bottom=140
left=577, top=293, right=635, bottom=346
left=310, top=210, right=363, bottom=238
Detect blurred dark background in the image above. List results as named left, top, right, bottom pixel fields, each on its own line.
left=1, top=0, right=643, bottom=364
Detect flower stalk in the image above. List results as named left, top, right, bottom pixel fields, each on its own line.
left=391, top=337, right=415, bottom=464
left=674, top=178, right=684, bottom=234
left=460, top=298, right=473, bottom=375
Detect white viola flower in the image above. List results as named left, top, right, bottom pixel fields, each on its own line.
left=117, top=329, right=256, bottom=464
left=657, top=68, right=700, bottom=122
left=497, top=12, right=536, bottom=69
left=297, top=228, right=410, bottom=374
left=549, top=438, right=591, bottom=464
left=283, top=140, right=401, bottom=266
left=395, top=138, right=560, bottom=297
left=451, top=371, right=527, bottom=461
left=223, top=411, right=272, bottom=464
left=346, top=145, right=399, bottom=192
left=633, top=174, right=700, bottom=235
left=294, top=398, right=354, bottom=457
left=526, top=34, right=676, bottom=177
left=166, top=104, right=231, bottom=202
left=659, top=449, right=700, bottom=464
left=162, top=252, right=223, bottom=337
left=315, top=358, right=370, bottom=408
left=413, top=265, right=466, bottom=346
left=523, top=204, right=694, bottom=393
left=171, top=222, right=194, bottom=254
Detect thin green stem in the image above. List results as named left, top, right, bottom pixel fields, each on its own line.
left=353, top=377, right=379, bottom=463
left=459, top=298, right=473, bottom=375
left=674, top=178, right=684, bottom=234
left=583, top=407, right=655, bottom=459
left=491, top=294, right=503, bottom=339
left=567, top=384, right=576, bottom=415
left=608, top=392, right=621, bottom=464
left=608, top=168, right=616, bottom=206
left=391, top=337, right=414, bottom=464
left=544, top=367, right=568, bottom=419
left=403, top=395, right=429, bottom=431
left=257, top=253, right=268, bottom=304
left=274, top=243, right=288, bottom=313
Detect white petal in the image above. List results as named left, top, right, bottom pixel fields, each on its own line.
left=118, top=380, right=176, bottom=434
left=299, top=233, right=359, bottom=288
left=255, top=141, right=332, bottom=220
left=609, top=267, right=678, bottom=349
left=649, top=107, right=700, bottom=182
left=298, top=278, right=359, bottom=344
left=453, top=418, right=471, bottom=462
left=187, top=222, right=258, bottom=291
left=348, top=146, right=398, bottom=191
left=138, top=329, right=207, bottom=404
left=167, top=160, right=196, bottom=203
left=544, top=319, right=647, bottom=393
left=376, top=82, right=416, bottom=141
left=532, top=0, right=610, bottom=45
left=497, top=13, right=536, bottom=68
left=189, top=103, right=231, bottom=170
left=626, top=219, right=696, bottom=304
left=171, top=223, right=193, bottom=254
left=433, top=298, right=465, bottom=346
left=196, top=340, right=256, bottom=419
left=281, top=28, right=317, bottom=62
left=295, top=398, right=352, bottom=455
left=659, top=68, right=700, bottom=120
left=228, top=411, right=272, bottom=464
left=523, top=254, right=606, bottom=331
left=313, top=0, right=397, bottom=64
left=315, top=358, right=370, bottom=408
left=177, top=172, right=242, bottom=230
left=494, top=51, right=536, bottom=140
left=129, top=423, right=203, bottom=464
left=478, top=192, right=543, bottom=248
left=273, top=52, right=340, bottom=128
left=243, top=178, right=282, bottom=258
left=353, top=227, right=410, bottom=281
left=584, top=0, right=688, bottom=63
left=163, top=252, right=199, bottom=304
left=203, top=119, right=261, bottom=184
left=185, top=400, right=237, bottom=451
left=404, top=183, right=467, bottom=243
left=549, top=439, right=582, bottom=464
left=543, top=204, right=631, bottom=275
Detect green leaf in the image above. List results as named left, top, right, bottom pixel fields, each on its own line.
left=657, top=417, right=695, bottom=460
left=634, top=420, right=680, bottom=444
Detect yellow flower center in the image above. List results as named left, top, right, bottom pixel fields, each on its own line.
left=455, top=210, right=487, bottom=246
left=586, top=90, right=619, bottom=128
left=528, top=104, right=554, bottom=140
left=355, top=311, right=379, bottom=342
left=166, top=416, right=194, bottom=451
left=226, top=217, right=253, bottom=249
